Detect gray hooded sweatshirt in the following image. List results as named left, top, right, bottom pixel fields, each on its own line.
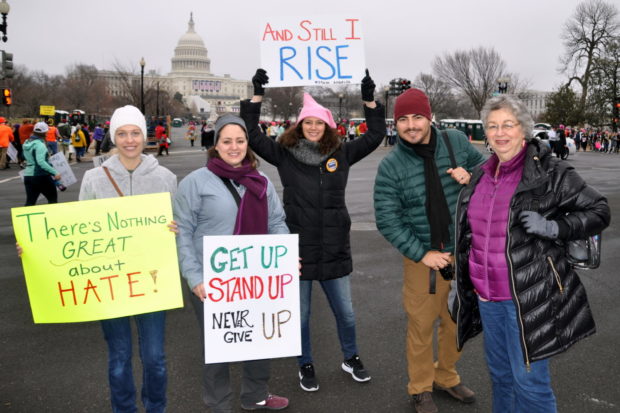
left=79, top=154, right=177, bottom=200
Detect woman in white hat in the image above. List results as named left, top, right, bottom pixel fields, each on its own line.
left=79, top=105, right=177, bottom=413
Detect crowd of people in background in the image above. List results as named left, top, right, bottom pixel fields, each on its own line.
left=568, top=127, right=620, bottom=153
left=1, top=118, right=115, bottom=169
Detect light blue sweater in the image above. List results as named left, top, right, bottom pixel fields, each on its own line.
left=174, top=167, right=289, bottom=290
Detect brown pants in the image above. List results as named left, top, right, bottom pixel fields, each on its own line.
left=403, top=257, right=461, bottom=395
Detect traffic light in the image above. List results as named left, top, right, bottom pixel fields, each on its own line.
left=388, top=78, right=412, bottom=96
left=389, top=79, right=400, bottom=96
left=1, top=50, right=13, bottom=79
left=2, top=87, right=11, bottom=106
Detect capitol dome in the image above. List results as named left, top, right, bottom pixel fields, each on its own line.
left=170, top=13, right=211, bottom=76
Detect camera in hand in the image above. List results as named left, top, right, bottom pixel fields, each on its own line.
left=439, top=264, right=454, bottom=281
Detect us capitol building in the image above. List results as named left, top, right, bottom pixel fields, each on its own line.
left=99, top=13, right=252, bottom=118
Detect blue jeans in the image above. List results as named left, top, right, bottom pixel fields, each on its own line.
left=75, top=146, right=85, bottom=161
left=298, top=275, right=358, bottom=366
left=46, top=141, right=58, bottom=155
left=100, top=312, right=167, bottom=413
left=478, top=299, right=557, bottom=413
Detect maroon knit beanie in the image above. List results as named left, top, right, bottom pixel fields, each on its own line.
left=393, top=88, right=432, bottom=121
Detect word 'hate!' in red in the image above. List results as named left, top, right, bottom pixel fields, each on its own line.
left=57, top=272, right=145, bottom=306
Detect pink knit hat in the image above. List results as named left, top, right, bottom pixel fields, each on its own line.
left=296, top=93, right=336, bottom=129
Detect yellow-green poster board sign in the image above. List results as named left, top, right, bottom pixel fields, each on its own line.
left=39, top=105, right=55, bottom=116
left=11, top=193, right=183, bottom=323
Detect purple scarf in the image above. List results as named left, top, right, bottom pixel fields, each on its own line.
left=207, top=158, right=269, bottom=235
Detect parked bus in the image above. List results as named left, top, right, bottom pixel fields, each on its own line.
left=69, top=109, right=86, bottom=125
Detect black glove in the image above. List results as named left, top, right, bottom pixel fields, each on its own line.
left=252, top=68, right=269, bottom=96
left=361, top=68, right=375, bottom=102
left=519, top=211, right=559, bottom=240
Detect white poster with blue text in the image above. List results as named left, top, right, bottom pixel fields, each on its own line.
left=259, top=16, right=365, bottom=87
left=202, top=234, right=300, bottom=364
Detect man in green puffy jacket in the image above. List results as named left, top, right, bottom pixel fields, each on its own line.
left=374, top=88, right=484, bottom=413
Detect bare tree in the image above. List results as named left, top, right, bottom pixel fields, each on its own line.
left=561, top=0, right=620, bottom=120
left=413, top=73, right=453, bottom=118
left=111, top=61, right=142, bottom=107
left=8, top=66, right=70, bottom=118
left=503, top=73, right=533, bottom=99
left=62, top=64, right=109, bottom=115
left=433, top=47, right=506, bottom=117
left=264, top=87, right=303, bottom=121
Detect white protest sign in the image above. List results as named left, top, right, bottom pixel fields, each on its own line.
left=49, top=152, right=77, bottom=187
left=259, top=16, right=365, bottom=87
left=7, top=143, right=18, bottom=163
left=202, top=234, right=300, bottom=364
left=92, top=155, right=110, bottom=168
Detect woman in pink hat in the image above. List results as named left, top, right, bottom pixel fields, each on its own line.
left=240, top=69, right=385, bottom=393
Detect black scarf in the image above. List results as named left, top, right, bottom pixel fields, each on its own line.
left=401, top=129, right=451, bottom=250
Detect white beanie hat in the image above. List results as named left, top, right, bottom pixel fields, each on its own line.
left=110, top=105, right=147, bottom=144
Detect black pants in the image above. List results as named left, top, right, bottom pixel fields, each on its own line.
left=157, top=145, right=169, bottom=156
left=24, top=175, right=57, bottom=206
left=189, top=292, right=270, bottom=411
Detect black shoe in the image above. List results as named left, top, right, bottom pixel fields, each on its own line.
left=299, top=363, right=319, bottom=392
left=341, top=354, right=371, bottom=382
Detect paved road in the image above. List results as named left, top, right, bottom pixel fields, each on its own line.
left=1, top=134, right=619, bottom=412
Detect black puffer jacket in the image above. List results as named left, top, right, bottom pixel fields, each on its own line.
left=240, top=100, right=385, bottom=281
left=452, top=140, right=610, bottom=365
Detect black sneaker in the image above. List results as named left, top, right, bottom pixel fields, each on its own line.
left=298, top=363, right=319, bottom=392
left=341, top=354, right=371, bottom=382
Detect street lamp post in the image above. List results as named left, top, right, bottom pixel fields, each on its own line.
left=338, top=93, right=344, bottom=122
left=288, top=102, right=292, bottom=121
left=139, top=57, right=145, bottom=114
left=384, top=87, right=390, bottom=119
left=497, top=76, right=509, bottom=95
left=0, top=1, right=10, bottom=43
left=273, top=104, right=277, bottom=121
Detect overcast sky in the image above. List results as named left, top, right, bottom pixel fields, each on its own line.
left=9, top=0, right=588, bottom=92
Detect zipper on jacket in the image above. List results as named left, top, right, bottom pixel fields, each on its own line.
left=546, top=256, right=564, bottom=293
left=454, top=188, right=465, bottom=350
left=506, top=208, right=531, bottom=369
left=318, top=164, right=324, bottom=279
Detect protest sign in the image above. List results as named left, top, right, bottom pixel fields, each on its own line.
left=202, top=234, right=300, bottom=363
left=49, top=152, right=77, bottom=187
left=7, top=142, right=17, bottom=163
left=259, top=16, right=365, bottom=87
left=92, top=155, right=110, bottom=168
left=39, top=105, right=55, bottom=116
left=11, top=192, right=183, bottom=323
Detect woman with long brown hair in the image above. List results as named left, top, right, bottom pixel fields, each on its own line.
left=240, top=69, right=386, bottom=392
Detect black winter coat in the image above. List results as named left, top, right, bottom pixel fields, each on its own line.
left=240, top=100, right=386, bottom=281
left=452, top=140, right=610, bottom=365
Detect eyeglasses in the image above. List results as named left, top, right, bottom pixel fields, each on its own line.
left=486, top=122, right=520, bottom=134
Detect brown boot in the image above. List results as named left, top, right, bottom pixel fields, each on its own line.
left=412, top=392, right=438, bottom=413
left=434, top=382, right=475, bottom=403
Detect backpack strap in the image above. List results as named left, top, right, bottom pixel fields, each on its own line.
left=441, top=130, right=457, bottom=169
left=102, top=166, right=124, bottom=197
left=219, top=176, right=241, bottom=207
